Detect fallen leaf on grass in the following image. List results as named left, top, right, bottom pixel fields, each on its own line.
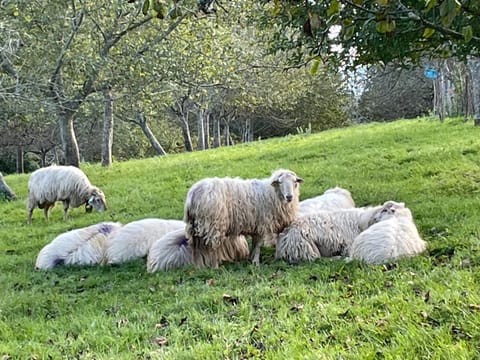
left=223, top=294, right=239, bottom=305
left=206, top=278, right=215, bottom=286
left=468, top=304, right=480, bottom=311
left=151, top=336, right=168, bottom=347
left=290, top=304, right=304, bottom=312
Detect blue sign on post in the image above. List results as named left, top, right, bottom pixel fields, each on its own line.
left=424, top=67, right=438, bottom=79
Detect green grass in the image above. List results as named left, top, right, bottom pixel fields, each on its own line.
left=1, top=116, right=480, bottom=359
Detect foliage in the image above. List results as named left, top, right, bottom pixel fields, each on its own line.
left=359, top=64, right=433, bottom=121
left=254, top=0, right=480, bottom=69
left=1, top=117, right=480, bottom=358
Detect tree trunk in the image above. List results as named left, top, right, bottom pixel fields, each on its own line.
left=224, top=120, right=231, bottom=146
left=16, top=146, right=24, bottom=174
left=463, top=67, right=473, bottom=121
left=180, top=115, right=193, bottom=152
left=101, top=87, right=114, bottom=167
left=197, top=109, right=205, bottom=150
left=212, top=115, right=221, bottom=148
left=243, top=118, right=253, bottom=142
left=58, top=111, right=80, bottom=167
left=135, top=113, right=167, bottom=155
left=204, top=109, right=210, bottom=149
left=0, top=172, right=16, bottom=201
left=467, top=56, right=480, bottom=126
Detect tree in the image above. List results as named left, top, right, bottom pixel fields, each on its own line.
left=255, top=0, right=480, bottom=123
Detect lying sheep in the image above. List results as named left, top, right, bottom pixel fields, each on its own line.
left=27, top=165, right=107, bottom=224
left=348, top=201, right=426, bottom=264
left=299, top=186, right=355, bottom=216
left=275, top=205, right=384, bottom=264
left=146, top=229, right=249, bottom=272
left=105, top=218, right=185, bottom=264
left=35, top=222, right=122, bottom=270
left=184, top=169, right=303, bottom=267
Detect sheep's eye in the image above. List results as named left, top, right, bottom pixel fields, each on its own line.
left=294, top=183, right=298, bottom=188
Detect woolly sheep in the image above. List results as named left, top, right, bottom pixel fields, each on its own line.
left=35, top=222, right=122, bottom=270
left=184, top=169, right=303, bottom=267
left=105, top=218, right=185, bottom=264
left=146, top=229, right=249, bottom=272
left=27, top=165, right=107, bottom=224
left=298, top=186, right=355, bottom=216
left=348, top=201, right=426, bottom=264
left=275, top=205, right=383, bottom=264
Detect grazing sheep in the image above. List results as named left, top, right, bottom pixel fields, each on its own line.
left=35, top=222, right=122, bottom=270
left=27, top=165, right=107, bottom=224
left=275, top=205, right=384, bottom=264
left=348, top=201, right=426, bottom=264
left=105, top=218, right=185, bottom=264
left=146, top=229, right=249, bottom=272
left=299, top=186, right=355, bottom=216
left=184, top=169, right=303, bottom=267
left=0, top=172, right=16, bottom=201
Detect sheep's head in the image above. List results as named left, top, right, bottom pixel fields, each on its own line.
left=373, top=200, right=408, bottom=222
left=86, top=188, right=107, bottom=213
left=270, top=169, right=303, bottom=203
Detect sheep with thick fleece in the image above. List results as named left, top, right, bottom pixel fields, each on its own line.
left=27, top=165, right=107, bottom=224
left=275, top=205, right=384, bottom=264
left=184, top=169, right=303, bottom=267
left=348, top=201, right=426, bottom=264
left=299, top=186, right=355, bottom=216
left=147, top=229, right=249, bottom=272
left=35, top=222, right=122, bottom=270
left=105, top=218, right=185, bottom=264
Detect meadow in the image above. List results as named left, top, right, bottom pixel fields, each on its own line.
left=0, top=117, right=479, bottom=359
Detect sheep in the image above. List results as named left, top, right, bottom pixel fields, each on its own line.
left=348, top=201, right=426, bottom=264
left=275, top=205, right=384, bottom=264
left=298, top=186, right=355, bottom=216
left=146, top=229, right=249, bottom=272
left=184, top=169, right=303, bottom=267
left=27, top=165, right=107, bottom=224
left=105, top=218, right=185, bottom=264
left=35, top=222, right=122, bottom=270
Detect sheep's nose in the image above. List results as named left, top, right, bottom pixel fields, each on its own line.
left=286, top=195, right=293, bottom=202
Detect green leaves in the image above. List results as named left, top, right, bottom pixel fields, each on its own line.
left=462, top=25, right=473, bottom=43
left=439, top=0, right=457, bottom=26
left=376, top=19, right=396, bottom=33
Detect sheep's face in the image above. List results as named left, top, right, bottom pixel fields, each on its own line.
left=373, top=201, right=406, bottom=222
left=87, top=189, right=107, bottom=213
left=271, top=170, right=303, bottom=203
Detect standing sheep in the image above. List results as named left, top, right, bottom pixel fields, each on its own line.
left=348, top=201, right=426, bottom=264
left=275, top=205, right=384, bottom=264
left=146, top=229, right=249, bottom=272
left=35, top=222, right=122, bottom=270
left=184, top=169, right=303, bottom=267
left=27, top=165, right=107, bottom=224
left=298, top=186, right=355, bottom=216
left=105, top=218, right=185, bottom=264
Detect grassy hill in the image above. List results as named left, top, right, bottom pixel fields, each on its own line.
left=1, top=117, right=479, bottom=359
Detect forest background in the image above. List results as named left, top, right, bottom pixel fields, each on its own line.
left=1, top=0, right=479, bottom=174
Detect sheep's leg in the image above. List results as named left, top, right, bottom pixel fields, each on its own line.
left=250, top=235, right=263, bottom=266
left=43, top=205, right=50, bottom=221
left=27, top=207, right=33, bottom=224
left=62, top=200, right=70, bottom=220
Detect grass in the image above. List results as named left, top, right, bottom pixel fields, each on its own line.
left=1, top=116, right=480, bottom=359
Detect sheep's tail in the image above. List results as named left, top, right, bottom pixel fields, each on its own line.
left=147, top=229, right=192, bottom=272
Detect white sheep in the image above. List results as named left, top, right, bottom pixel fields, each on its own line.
left=184, top=169, right=303, bottom=267
left=35, top=222, right=122, bottom=270
left=146, top=229, right=249, bottom=272
left=348, top=201, right=426, bottom=264
left=275, top=205, right=383, bottom=264
left=105, top=218, right=185, bottom=264
left=299, top=186, right=355, bottom=216
left=27, top=165, right=107, bottom=224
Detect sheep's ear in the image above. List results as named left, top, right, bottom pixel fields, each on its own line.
left=271, top=179, right=280, bottom=186
left=296, top=177, right=304, bottom=183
